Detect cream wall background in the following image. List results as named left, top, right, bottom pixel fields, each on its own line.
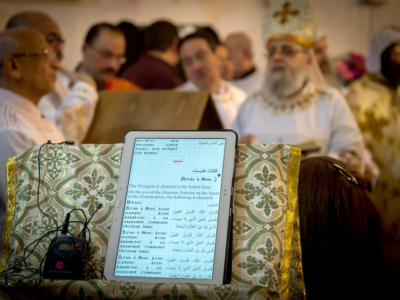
left=0, top=0, right=399, bottom=71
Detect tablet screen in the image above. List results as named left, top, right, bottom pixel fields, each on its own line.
left=115, top=138, right=226, bottom=279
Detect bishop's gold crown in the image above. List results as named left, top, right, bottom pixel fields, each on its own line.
left=263, top=0, right=318, bottom=48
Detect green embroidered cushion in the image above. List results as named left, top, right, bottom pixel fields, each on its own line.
left=0, top=143, right=303, bottom=300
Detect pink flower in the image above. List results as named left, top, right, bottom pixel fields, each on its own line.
left=334, top=52, right=366, bottom=83
left=334, top=62, right=354, bottom=80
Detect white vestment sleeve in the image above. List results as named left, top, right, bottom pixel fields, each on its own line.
left=40, top=80, right=98, bottom=144
left=326, top=91, right=365, bottom=165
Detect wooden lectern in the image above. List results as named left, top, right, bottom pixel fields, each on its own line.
left=83, top=90, right=223, bottom=144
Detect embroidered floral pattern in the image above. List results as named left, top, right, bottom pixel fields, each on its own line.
left=1, top=143, right=303, bottom=300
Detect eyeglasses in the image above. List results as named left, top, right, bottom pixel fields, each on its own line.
left=95, top=48, right=127, bottom=65
left=45, top=32, right=65, bottom=45
left=13, top=48, right=57, bottom=62
left=0, top=48, right=56, bottom=68
left=12, top=48, right=54, bottom=59
left=267, top=45, right=307, bottom=58
left=181, top=50, right=210, bottom=67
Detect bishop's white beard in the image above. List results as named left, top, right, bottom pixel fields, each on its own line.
left=263, top=63, right=308, bottom=98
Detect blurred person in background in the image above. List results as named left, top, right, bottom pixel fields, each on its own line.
left=6, top=11, right=98, bottom=144
left=0, top=28, right=66, bottom=253
left=122, top=20, right=183, bottom=89
left=314, top=31, right=340, bottom=89
left=78, top=23, right=140, bottom=91
left=215, top=44, right=235, bottom=81
left=177, top=32, right=247, bottom=129
left=117, top=21, right=144, bottom=76
left=347, top=26, right=400, bottom=279
left=225, top=32, right=264, bottom=95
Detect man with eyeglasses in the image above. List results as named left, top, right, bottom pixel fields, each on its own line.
left=78, top=23, right=140, bottom=91
left=346, top=26, right=400, bottom=276
left=0, top=28, right=66, bottom=253
left=6, top=11, right=99, bottom=144
left=176, top=32, right=247, bottom=129
left=233, top=0, right=366, bottom=172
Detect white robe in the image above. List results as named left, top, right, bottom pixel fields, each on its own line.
left=230, top=68, right=265, bottom=95
left=232, top=81, right=365, bottom=160
left=39, top=72, right=98, bottom=144
left=176, top=80, right=248, bottom=129
left=0, top=88, right=65, bottom=252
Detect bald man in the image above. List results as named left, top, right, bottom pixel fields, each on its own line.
left=0, top=28, right=66, bottom=252
left=314, top=33, right=340, bottom=89
left=225, top=33, right=264, bottom=95
left=6, top=11, right=99, bottom=144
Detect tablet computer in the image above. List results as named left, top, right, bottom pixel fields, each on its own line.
left=104, top=130, right=237, bottom=284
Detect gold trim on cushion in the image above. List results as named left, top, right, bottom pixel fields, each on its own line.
left=280, top=147, right=301, bottom=300
left=0, top=156, right=17, bottom=272
left=294, top=197, right=306, bottom=299
left=267, top=34, right=314, bottom=48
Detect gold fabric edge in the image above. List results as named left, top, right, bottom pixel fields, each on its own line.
left=294, top=195, right=306, bottom=299
left=280, top=146, right=301, bottom=300
left=267, top=34, right=314, bottom=48
left=0, top=156, right=17, bottom=272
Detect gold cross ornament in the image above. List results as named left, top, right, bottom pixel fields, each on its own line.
left=359, top=109, right=390, bottom=141
left=273, top=2, right=299, bottom=25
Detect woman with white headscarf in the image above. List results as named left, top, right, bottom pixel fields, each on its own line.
left=346, top=26, right=400, bottom=278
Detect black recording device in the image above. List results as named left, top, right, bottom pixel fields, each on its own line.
left=43, top=212, right=88, bottom=280
left=42, top=235, right=87, bottom=280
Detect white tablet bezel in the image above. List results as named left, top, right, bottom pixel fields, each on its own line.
left=104, top=130, right=237, bottom=284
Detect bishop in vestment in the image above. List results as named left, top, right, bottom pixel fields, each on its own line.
left=233, top=0, right=367, bottom=171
